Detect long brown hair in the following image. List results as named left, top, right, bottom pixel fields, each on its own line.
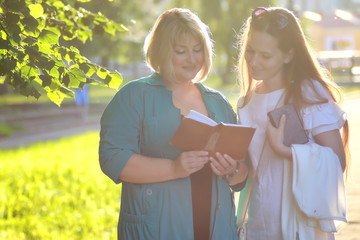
left=237, top=7, right=350, bottom=173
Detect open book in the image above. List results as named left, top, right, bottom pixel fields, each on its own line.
left=170, top=110, right=256, bottom=160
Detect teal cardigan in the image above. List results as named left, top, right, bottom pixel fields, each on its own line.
left=99, top=73, right=239, bottom=239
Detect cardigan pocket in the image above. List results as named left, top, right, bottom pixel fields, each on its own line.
left=119, top=210, right=159, bottom=240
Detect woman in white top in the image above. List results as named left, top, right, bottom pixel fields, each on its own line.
left=236, top=7, right=350, bottom=240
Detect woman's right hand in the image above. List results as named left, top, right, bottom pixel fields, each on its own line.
left=174, top=151, right=210, bottom=178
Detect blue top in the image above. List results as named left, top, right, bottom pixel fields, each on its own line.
left=99, top=73, right=239, bottom=239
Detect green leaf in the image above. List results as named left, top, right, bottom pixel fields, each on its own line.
left=38, top=42, right=53, bottom=55
left=70, top=67, right=86, bottom=82
left=66, top=67, right=86, bottom=88
left=46, top=26, right=61, bottom=36
left=20, top=81, right=41, bottom=99
left=49, top=66, right=59, bottom=78
left=11, top=72, right=25, bottom=88
left=96, top=67, right=109, bottom=79
left=0, top=39, right=10, bottom=49
left=79, top=62, right=96, bottom=77
left=81, top=15, right=95, bottom=26
left=107, top=72, right=122, bottom=90
left=77, top=30, right=92, bottom=44
left=20, top=64, right=39, bottom=79
left=40, top=74, right=52, bottom=87
left=21, top=15, right=39, bottom=32
left=49, top=76, right=61, bottom=90
left=5, top=12, right=20, bottom=25
left=68, top=74, right=80, bottom=88
left=104, top=22, right=116, bottom=35
left=59, top=86, right=74, bottom=98
left=62, top=73, right=70, bottom=87
left=23, top=36, right=37, bottom=45
left=0, top=57, right=17, bottom=74
left=4, top=0, right=26, bottom=13
left=70, top=46, right=80, bottom=54
left=36, top=55, right=55, bottom=71
left=47, top=91, right=64, bottom=106
left=93, top=25, right=104, bottom=35
left=28, top=4, right=44, bottom=18
left=38, top=30, right=59, bottom=45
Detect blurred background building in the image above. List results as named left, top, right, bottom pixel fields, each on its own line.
left=277, top=0, right=360, bottom=83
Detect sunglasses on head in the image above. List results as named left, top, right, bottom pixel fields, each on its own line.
left=251, top=7, right=288, bottom=30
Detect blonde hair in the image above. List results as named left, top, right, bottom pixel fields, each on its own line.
left=144, top=8, right=213, bottom=82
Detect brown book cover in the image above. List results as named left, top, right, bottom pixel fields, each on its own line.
left=267, top=103, right=308, bottom=147
left=170, top=110, right=256, bottom=160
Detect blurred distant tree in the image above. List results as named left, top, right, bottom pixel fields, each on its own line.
left=75, top=0, right=165, bottom=68
left=0, top=0, right=127, bottom=106
left=169, top=0, right=274, bottom=84
left=200, top=0, right=274, bottom=84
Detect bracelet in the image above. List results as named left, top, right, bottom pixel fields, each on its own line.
left=225, top=168, right=239, bottom=179
left=225, top=160, right=240, bottom=179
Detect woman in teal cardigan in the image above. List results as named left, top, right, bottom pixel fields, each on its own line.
left=99, top=8, right=247, bottom=239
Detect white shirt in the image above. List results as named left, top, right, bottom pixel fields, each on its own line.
left=237, top=80, right=346, bottom=240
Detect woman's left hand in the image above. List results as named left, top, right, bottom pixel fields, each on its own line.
left=266, top=114, right=292, bottom=159
left=210, top=152, right=248, bottom=186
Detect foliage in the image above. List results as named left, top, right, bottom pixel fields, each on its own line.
left=0, top=132, right=120, bottom=239
left=75, top=0, right=162, bottom=65
left=0, top=0, right=127, bottom=106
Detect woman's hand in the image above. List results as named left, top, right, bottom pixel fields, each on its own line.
left=173, top=151, right=210, bottom=178
left=210, top=152, right=248, bottom=186
left=266, top=114, right=292, bottom=159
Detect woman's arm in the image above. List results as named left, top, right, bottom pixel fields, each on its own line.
left=267, top=115, right=346, bottom=171
left=313, top=129, right=346, bottom=172
left=118, top=151, right=210, bottom=183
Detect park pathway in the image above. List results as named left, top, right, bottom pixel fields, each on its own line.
left=0, top=103, right=105, bottom=149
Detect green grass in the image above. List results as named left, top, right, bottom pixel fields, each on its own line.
left=0, top=132, right=120, bottom=239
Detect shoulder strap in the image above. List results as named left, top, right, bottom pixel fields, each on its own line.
left=236, top=169, right=255, bottom=226
left=236, top=89, right=286, bottom=227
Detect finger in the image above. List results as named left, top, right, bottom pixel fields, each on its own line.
left=266, top=120, right=276, bottom=132
left=210, top=156, right=225, bottom=171
left=215, top=152, right=232, bottom=171
left=186, top=151, right=209, bottom=157
left=278, top=114, right=286, bottom=132
left=223, top=154, right=237, bottom=168
left=188, top=157, right=208, bottom=168
left=210, top=162, right=223, bottom=176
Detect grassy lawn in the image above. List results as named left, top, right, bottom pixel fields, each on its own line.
left=0, top=133, right=120, bottom=239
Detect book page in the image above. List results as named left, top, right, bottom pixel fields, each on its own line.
left=222, top=122, right=252, bottom=128
left=186, top=110, right=217, bottom=127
